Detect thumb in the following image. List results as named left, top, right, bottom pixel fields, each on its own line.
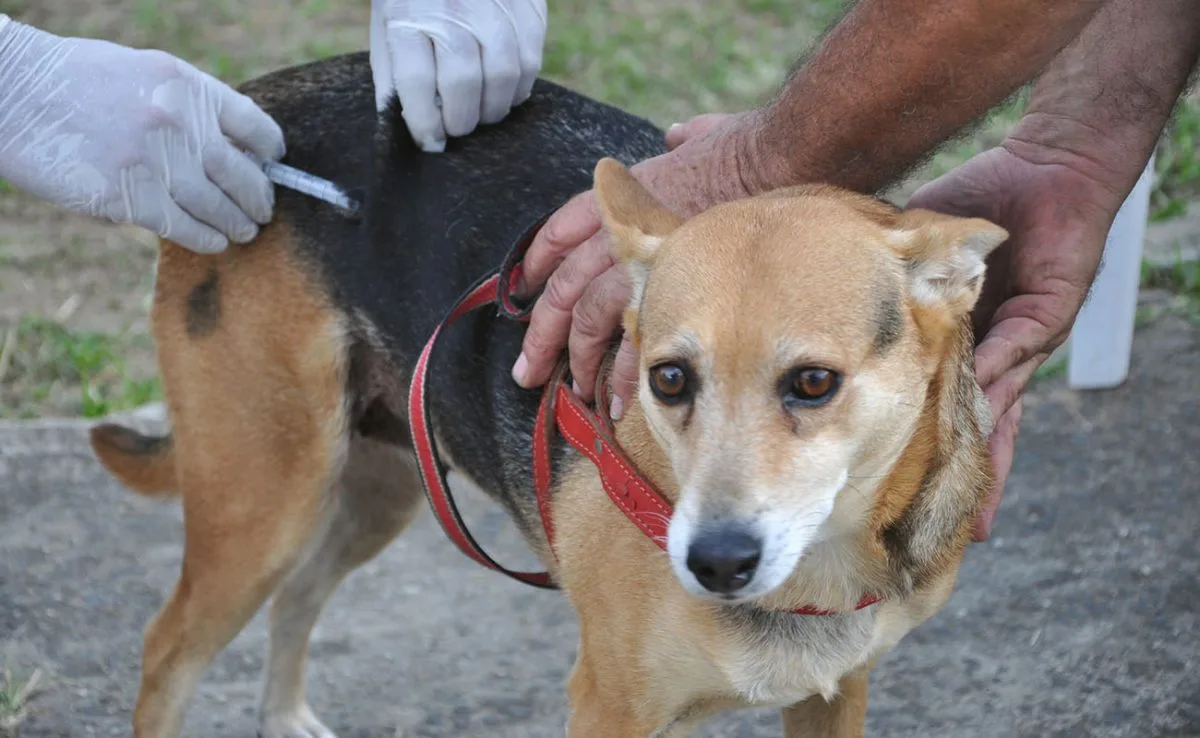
left=608, top=332, right=639, bottom=421
left=973, top=397, right=1023, bottom=542
left=665, top=113, right=738, bottom=151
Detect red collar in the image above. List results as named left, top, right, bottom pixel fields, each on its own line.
left=407, top=214, right=881, bottom=616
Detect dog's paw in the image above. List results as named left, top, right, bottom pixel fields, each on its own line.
left=259, top=704, right=338, bottom=738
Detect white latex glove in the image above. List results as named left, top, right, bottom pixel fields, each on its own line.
left=370, top=0, right=548, bottom=153
left=0, top=15, right=285, bottom=253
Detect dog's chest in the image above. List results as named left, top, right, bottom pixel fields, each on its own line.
left=720, top=605, right=917, bottom=706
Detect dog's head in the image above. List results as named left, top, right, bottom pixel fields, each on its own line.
left=592, top=158, right=1005, bottom=604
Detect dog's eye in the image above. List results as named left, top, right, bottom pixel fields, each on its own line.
left=783, top=367, right=840, bottom=408
left=649, top=363, right=691, bottom=404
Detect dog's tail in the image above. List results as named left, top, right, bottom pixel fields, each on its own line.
left=88, top=423, right=179, bottom=498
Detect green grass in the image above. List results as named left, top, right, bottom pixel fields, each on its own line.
left=1151, top=99, right=1200, bottom=222
left=0, top=316, right=160, bottom=420
left=1032, top=354, right=1068, bottom=382
left=541, top=0, right=843, bottom=127
left=1142, top=252, right=1200, bottom=296
left=1140, top=254, right=1200, bottom=324
left=0, top=663, right=41, bottom=737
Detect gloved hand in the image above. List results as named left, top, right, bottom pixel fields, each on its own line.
left=0, top=16, right=285, bottom=253
left=370, top=0, right=548, bottom=153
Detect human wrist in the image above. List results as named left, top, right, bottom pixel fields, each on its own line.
left=1005, top=0, right=1200, bottom=214
left=733, top=107, right=799, bottom=196
left=699, top=108, right=790, bottom=204
left=1002, top=113, right=1153, bottom=216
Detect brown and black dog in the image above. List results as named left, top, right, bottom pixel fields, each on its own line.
left=90, top=51, right=1003, bottom=737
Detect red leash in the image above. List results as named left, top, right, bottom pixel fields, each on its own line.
left=407, top=215, right=882, bottom=615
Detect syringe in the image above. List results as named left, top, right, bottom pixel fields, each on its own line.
left=259, top=158, right=360, bottom=215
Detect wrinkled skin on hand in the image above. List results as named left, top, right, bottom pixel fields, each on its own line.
left=511, top=111, right=756, bottom=419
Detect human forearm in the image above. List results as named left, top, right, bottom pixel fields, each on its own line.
left=743, top=0, right=1108, bottom=194
left=1005, top=0, right=1200, bottom=208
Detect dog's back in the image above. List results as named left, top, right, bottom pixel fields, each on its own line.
left=241, top=50, right=665, bottom=348
left=96, top=51, right=667, bottom=515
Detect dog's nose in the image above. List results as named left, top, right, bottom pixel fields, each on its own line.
left=686, top=529, right=762, bottom=594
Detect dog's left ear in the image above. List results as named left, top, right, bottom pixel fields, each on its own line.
left=593, top=158, right=683, bottom=307
left=888, top=209, right=1009, bottom=314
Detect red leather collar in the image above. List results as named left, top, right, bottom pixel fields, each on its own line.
left=407, top=213, right=882, bottom=615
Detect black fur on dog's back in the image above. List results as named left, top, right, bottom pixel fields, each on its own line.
left=236, top=52, right=666, bottom=546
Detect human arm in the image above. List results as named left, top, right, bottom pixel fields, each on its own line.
left=907, top=0, right=1200, bottom=538
left=510, top=0, right=1110, bottom=404
left=0, top=15, right=285, bottom=253
left=369, top=0, right=548, bottom=153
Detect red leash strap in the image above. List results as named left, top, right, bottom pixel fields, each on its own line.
left=408, top=269, right=557, bottom=589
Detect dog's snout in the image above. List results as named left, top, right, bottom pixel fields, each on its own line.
left=685, top=529, right=762, bottom=595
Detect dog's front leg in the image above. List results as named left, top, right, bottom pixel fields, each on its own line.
left=780, top=672, right=869, bottom=738
left=564, top=643, right=663, bottom=738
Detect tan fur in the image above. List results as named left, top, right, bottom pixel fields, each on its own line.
left=90, top=223, right=426, bottom=737
left=90, top=158, right=1002, bottom=737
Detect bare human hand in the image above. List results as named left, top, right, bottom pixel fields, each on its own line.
left=510, top=112, right=761, bottom=419
left=908, top=142, right=1118, bottom=540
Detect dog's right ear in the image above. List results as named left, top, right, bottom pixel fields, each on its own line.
left=593, top=158, right=683, bottom=306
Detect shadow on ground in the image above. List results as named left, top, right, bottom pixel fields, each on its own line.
left=1, top=314, right=1197, bottom=738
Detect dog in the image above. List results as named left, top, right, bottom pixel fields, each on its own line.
left=88, top=50, right=1004, bottom=737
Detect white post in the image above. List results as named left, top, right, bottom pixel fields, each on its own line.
left=1066, top=154, right=1155, bottom=390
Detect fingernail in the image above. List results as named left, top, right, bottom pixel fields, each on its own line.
left=572, top=380, right=583, bottom=397
left=512, top=353, right=529, bottom=386
left=667, top=122, right=682, bottom=135
left=610, top=396, right=623, bottom=421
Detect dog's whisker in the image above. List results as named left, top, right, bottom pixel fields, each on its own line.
left=644, top=511, right=673, bottom=529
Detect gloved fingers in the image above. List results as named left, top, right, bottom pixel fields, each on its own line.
left=386, top=24, right=446, bottom=152
left=510, top=0, right=548, bottom=106
left=160, top=152, right=260, bottom=245
left=432, top=26, right=483, bottom=138
left=369, top=3, right=398, bottom=113
left=202, top=140, right=275, bottom=225
left=477, top=14, right=521, bottom=125
left=213, top=81, right=286, bottom=163
left=472, top=7, right=520, bottom=124
left=133, top=179, right=230, bottom=253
